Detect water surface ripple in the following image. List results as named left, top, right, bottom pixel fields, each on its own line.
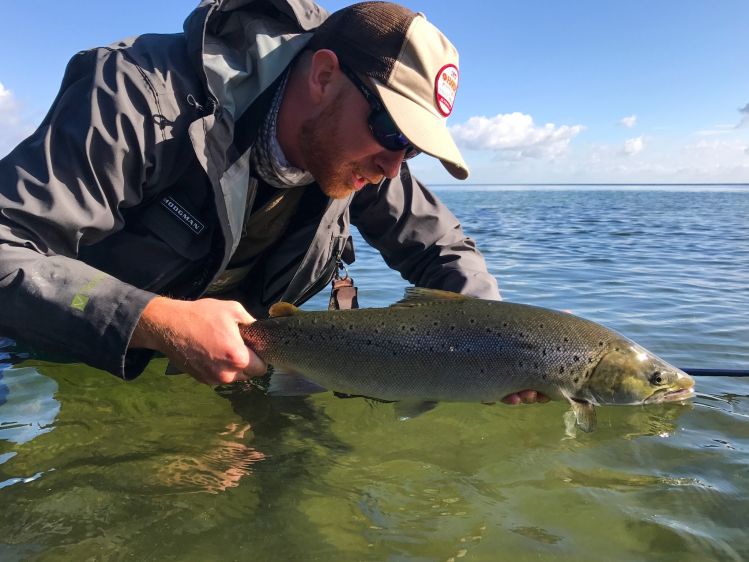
left=1, top=186, right=747, bottom=561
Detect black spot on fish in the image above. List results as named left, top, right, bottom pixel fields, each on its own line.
left=557, top=346, right=562, bottom=352
left=485, top=327, right=492, bottom=333
left=560, top=366, right=565, bottom=374
left=564, top=337, right=569, bottom=343
left=534, top=362, right=539, bottom=368
left=574, top=356, right=579, bottom=362
left=349, top=324, right=354, bottom=330
left=543, top=374, right=548, bottom=380
left=573, top=377, right=579, bottom=383
left=542, top=349, right=547, bottom=356
left=539, top=323, right=544, bottom=329
left=469, top=318, right=475, bottom=324
left=598, top=341, right=604, bottom=347
left=410, top=327, right=416, bottom=332
left=503, top=322, right=508, bottom=328
left=433, top=321, right=439, bottom=326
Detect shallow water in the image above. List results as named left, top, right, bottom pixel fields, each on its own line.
left=1, top=185, right=748, bottom=561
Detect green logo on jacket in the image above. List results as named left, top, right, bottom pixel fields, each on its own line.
left=70, top=273, right=106, bottom=312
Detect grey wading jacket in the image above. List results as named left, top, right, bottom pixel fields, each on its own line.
left=0, top=0, right=499, bottom=379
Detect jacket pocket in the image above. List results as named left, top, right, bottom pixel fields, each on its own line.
left=79, top=194, right=213, bottom=294
left=139, top=194, right=213, bottom=259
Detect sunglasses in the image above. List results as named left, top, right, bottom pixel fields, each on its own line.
left=340, top=65, right=421, bottom=160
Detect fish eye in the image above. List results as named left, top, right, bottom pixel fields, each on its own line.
left=649, top=371, right=664, bottom=386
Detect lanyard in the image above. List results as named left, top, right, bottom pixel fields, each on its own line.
left=328, top=255, right=359, bottom=310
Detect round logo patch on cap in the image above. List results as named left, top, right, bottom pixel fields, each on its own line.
left=435, top=64, right=459, bottom=117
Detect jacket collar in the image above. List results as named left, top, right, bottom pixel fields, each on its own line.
left=183, top=0, right=329, bottom=119
left=182, top=0, right=331, bottom=271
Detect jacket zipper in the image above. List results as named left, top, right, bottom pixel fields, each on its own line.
left=292, top=237, right=345, bottom=306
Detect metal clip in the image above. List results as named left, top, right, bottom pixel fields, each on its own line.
left=334, top=254, right=350, bottom=281
left=329, top=253, right=358, bottom=310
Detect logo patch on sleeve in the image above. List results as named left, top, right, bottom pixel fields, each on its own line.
left=435, top=64, right=459, bottom=117
left=161, top=196, right=205, bottom=235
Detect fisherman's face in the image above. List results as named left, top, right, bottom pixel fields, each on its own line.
left=299, top=73, right=408, bottom=199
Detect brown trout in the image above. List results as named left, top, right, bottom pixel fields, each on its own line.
left=240, top=288, right=694, bottom=431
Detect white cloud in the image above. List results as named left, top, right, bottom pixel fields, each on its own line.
left=696, top=125, right=735, bottom=136
left=579, top=138, right=748, bottom=182
left=738, top=103, right=749, bottom=128
left=414, top=135, right=749, bottom=184
left=683, top=138, right=748, bottom=163
left=695, top=104, right=749, bottom=135
left=623, top=136, right=644, bottom=156
left=449, top=112, right=584, bottom=160
left=619, top=115, right=637, bottom=128
left=0, top=82, right=35, bottom=157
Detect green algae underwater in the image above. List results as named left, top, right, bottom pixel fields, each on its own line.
left=1, top=186, right=748, bottom=561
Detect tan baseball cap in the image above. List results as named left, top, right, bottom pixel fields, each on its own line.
left=307, top=1, right=469, bottom=180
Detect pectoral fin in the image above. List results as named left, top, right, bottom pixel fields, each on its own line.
left=165, top=362, right=184, bottom=375
left=569, top=400, right=597, bottom=432
left=266, top=369, right=327, bottom=396
left=394, top=400, right=439, bottom=420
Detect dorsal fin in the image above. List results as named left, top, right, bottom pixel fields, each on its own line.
left=268, top=301, right=301, bottom=318
left=390, top=287, right=472, bottom=309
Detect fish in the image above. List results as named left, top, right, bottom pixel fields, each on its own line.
left=240, top=288, right=695, bottom=431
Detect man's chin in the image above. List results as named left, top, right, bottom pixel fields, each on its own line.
left=318, top=180, right=357, bottom=200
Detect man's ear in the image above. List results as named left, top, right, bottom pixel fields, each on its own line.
left=307, top=49, right=341, bottom=104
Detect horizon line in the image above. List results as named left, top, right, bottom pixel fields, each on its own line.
left=427, top=182, right=749, bottom=187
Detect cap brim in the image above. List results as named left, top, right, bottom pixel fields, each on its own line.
left=371, top=82, right=470, bottom=180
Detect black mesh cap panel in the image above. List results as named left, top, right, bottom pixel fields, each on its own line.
left=306, top=2, right=416, bottom=83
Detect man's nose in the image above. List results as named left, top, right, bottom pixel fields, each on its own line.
left=374, top=149, right=406, bottom=179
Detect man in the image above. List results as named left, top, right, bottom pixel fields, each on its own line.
left=0, top=0, right=543, bottom=404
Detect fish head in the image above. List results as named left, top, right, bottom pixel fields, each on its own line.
left=579, top=340, right=695, bottom=405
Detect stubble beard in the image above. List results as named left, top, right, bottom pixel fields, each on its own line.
left=299, top=93, right=366, bottom=200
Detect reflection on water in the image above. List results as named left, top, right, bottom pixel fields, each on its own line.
left=1, top=187, right=748, bottom=560
left=154, top=421, right=266, bottom=495
left=0, top=367, right=59, bottom=447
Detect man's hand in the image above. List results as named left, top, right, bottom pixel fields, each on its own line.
left=130, top=297, right=267, bottom=385
left=501, top=390, right=550, bottom=405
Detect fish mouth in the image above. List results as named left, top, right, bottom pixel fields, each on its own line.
left=645, top=386, right=695, bottom=403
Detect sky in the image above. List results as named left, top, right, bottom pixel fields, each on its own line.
left=1, top=0, right=748, bottom=184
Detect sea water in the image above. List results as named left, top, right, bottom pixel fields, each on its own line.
left=1, top=185, right=747, bottom=561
